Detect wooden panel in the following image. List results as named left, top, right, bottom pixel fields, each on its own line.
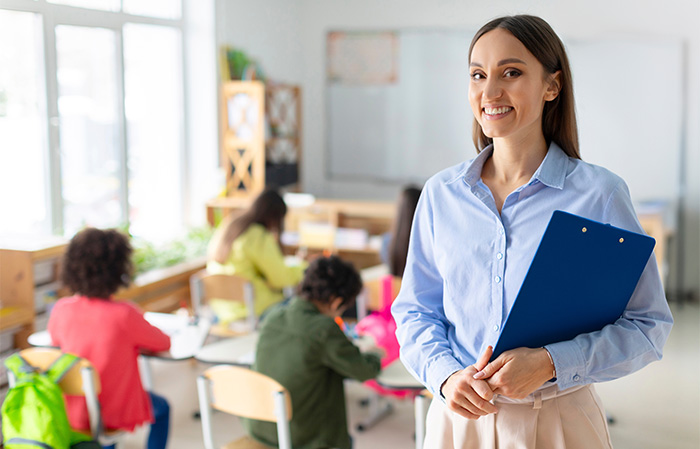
left=116, top=257, right=206, bottom=302
left=221, top=81, right=266, bottom=198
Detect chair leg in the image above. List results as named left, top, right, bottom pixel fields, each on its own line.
left=414, top=393, right=428, bottom=449
left=356, top=393, right=393, bottom=432
left=197, top=376, right=216, bottom=449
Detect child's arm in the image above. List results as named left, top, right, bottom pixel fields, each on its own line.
left=124, top=303, right=171, bottom=352
left=321, top=322, right=381, bottom=381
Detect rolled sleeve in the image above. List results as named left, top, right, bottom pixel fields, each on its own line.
left=424, top=353, right=465, bottom=398
left=545, top=340, right=587, bottom=390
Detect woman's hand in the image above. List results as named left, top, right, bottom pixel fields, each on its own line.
left=440, top=346, right=498, bottom=420
left=473, top=347, right=555, bottom=399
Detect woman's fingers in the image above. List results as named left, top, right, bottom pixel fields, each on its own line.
left=474, top=345, right=493, bottom=372
left=473, top=355, right=504, bottom=380
left=446, top=378, right=498, bottom=417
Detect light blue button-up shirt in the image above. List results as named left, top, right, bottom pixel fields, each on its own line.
left=391, top=143, right=673, bottom=397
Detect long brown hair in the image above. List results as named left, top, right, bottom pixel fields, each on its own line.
left=468, top=15, right=581, bottom=159
left=389, top=186, right=422, bottom=277
left=208, top=190, right=287, bottom=264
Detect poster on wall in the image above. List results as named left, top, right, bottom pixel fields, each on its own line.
left=327, top=31, right=399, bottom=84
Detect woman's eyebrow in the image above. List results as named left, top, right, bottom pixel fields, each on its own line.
left=470, top=58, right=527, bottom=68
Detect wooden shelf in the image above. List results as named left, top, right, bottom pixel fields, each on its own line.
left=0, top=307, right=33, bottom=333
left=115, top=257, right=206, bottom=312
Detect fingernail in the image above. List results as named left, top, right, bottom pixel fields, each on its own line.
left=473, top=371, right=484, bottom=380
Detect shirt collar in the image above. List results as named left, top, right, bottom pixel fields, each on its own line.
left=457, top=142, right=569, bottom=190
left=531, top=142, right=568, bottom=190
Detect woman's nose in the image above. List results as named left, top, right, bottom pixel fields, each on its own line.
left=483, top=77, right=503, bottom=100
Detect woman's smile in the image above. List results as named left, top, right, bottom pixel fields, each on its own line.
left=483, top=106, right=514, bottom=120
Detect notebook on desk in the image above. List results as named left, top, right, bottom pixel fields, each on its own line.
left=491, top=210, right=656, bottom=360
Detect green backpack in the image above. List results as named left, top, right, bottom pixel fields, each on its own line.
left=2, top=352, right=94, bottom=449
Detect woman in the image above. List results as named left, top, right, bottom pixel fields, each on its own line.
left=207, top=189, right=306, bottom=323
left=48, top=228, right=170, bottom=449
left=391, top=15, right=673, bottom=448
left=381, top=185, right=422, bottom=277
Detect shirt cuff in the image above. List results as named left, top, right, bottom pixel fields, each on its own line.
left=545, top=340, right=587, bottom=390
left=425, top=353, right=464, bottom=400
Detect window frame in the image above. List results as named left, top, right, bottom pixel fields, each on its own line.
left=0, top=0, right=187, bottom=236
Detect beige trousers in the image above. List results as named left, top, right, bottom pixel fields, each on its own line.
left=424, top=384, right=613, bottom=449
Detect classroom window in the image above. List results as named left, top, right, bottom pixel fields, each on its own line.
left=47, top=0, right=120, bottom=12
left=123, top=23, right=183, bottom=241
left=56, top=25, right=123, bottom=236
left=0, top=1, right=190, bottom=241
left=0, top=10, right=49, bottom=236
left=123, top=0, right=182, bottom=20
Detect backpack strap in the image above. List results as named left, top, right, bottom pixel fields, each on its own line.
left=4, top=354, right=38, bottom=379
left=46, top=353, right=80, bottom=384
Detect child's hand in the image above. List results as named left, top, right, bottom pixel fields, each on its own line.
left=355, top=335, right=386, bottom=358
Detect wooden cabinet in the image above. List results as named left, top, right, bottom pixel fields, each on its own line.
left=0, top=237, right=67, bottom=349
left=220, top=81, right=303, bottom=198
left=265, top=83, right=302, bottom=191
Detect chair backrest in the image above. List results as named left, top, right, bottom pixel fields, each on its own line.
left=18, top=348, right=100, bottom=396
left=13, top=348, right=103, bottom=438
left=197, top=365, right=292, bottom=449
left=190, top=269, right=256, bottom=329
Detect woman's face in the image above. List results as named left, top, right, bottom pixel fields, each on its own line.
left=469, top=28, right=560, bottom=144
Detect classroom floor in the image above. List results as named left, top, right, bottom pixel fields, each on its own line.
left=120, top=301, right=699, bottom=449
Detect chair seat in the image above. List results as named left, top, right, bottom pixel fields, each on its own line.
left=222, top=435, right=274, bottom=449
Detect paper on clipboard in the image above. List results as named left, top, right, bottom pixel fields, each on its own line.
left=491, top=210, right=656, bottom=360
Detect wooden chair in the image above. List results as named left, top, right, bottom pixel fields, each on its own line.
left=7, top=347, right=125, bottom=446
left=190, top=269, right=257, bottom=336
left=197, top=365, right=293, bottom=449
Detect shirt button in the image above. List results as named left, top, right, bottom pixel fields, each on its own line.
left=493, top=325, right=500, bottom=332
left=494, top=276, right=501, bottom=283
left=496, top=252, right=503, bottom=260
left=573, top=374, right=581, bottom=382
left=499, top=228, right=505, bottom=235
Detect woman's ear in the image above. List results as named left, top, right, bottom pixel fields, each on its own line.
left=544, top=70, right=562, bottom=102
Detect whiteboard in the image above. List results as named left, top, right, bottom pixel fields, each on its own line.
left=327, top=31, right=684, bottom=203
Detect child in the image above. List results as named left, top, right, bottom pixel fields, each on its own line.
left=207, top=189, right=307, bottom=324
left=48, top=228, right=171, bottom=449
left=245, top=256, right=381, bottom=449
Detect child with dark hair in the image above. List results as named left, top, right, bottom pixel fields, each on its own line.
left=207, top=189, right=307, bottom=324
left=245, top=255, right=381, bottom=449
left=48, top=228, right=171, bottom=449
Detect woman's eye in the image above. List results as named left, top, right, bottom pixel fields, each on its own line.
left=504, top=69, right=521, bottom=78
left=470, top=72, right=484, bottom=80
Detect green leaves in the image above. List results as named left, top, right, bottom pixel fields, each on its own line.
left=131, top=226, right=214, bottom=276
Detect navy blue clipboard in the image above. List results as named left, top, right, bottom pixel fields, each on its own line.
left=491, top=210, right=656, bottom=360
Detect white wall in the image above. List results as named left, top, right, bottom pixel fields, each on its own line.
left=215, top=0, right=700, bottom=295
left=216, top=0, right=304, bottom=84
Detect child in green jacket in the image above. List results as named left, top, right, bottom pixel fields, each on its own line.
left=245, top=256, right=381, bottom=449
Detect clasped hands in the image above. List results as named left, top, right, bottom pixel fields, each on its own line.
left=440, top=346, right=555, bottom=420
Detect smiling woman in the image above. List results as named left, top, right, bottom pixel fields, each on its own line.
left=391, top=14, right=673, bottom=449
